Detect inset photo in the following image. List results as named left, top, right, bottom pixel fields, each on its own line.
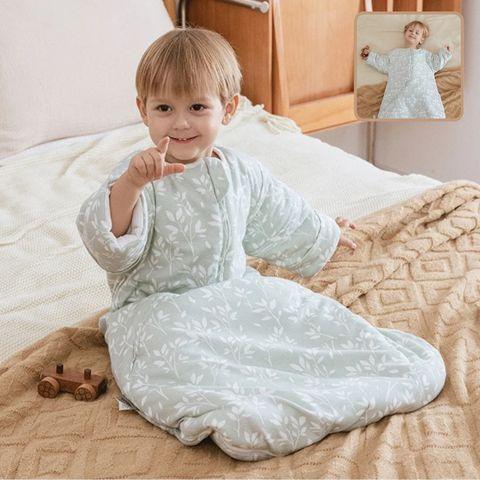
left=355, top=12, right=463, bottom=121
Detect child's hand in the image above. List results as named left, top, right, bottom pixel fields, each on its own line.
left=335, top=216, right=357, bottom=251
left=444, top=43, right=453, bottom=53
left=360, top=45, right=370, bottom=59
left=124, top=136, right=185, bottom=189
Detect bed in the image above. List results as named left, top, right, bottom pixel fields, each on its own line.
left=0, top=95, right=442, bottom=364
left=1, top=1, right=479, bottom=478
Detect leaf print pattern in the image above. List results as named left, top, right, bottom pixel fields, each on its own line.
left=76, top=145, right=446, bottom=461
left=365, top=47, right=452, bottom=118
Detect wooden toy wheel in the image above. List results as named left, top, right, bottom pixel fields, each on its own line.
left=74, top=383, right=96, bottom=401
left=38, top=376, right=60, bottom=398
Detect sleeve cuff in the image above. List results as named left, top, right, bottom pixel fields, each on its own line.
left=106, top=183, right=147, bottom=249
left=117, top=197, right=144, bottom=248
left=290, top=213, right=341, bottom=278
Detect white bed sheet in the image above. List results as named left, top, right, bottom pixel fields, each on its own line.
left=0, top=95, right=442, bottom=363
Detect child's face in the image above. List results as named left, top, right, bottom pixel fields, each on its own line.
left=404, top=24, right=424, bottom=48
left=137, top=91, right=238, bottom=164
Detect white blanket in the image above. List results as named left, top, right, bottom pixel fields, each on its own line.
left=0, top=95, right=441, bottom=363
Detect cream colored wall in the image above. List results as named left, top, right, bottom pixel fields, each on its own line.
left=310, top=123, right=369, bottom=161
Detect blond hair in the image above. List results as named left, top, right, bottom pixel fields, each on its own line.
left=135, top=27, right=242, bottom=106
left=404, top=21, right=429, bottom=48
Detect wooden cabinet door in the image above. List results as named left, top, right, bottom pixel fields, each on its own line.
left=187, top=0, right=273, bottom=111
left=187, top=0, right=363, bottom=132
left=273, top=0, right=363, bottom=131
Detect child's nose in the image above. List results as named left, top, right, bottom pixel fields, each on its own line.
left=172, top=114, right=190, bottom=129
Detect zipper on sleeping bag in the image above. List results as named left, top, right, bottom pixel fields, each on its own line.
left=216, top=198, right=231, bottom=281
left=116, top=394, right=138, bottom=411
left=205, top=160, right=231, bottom=282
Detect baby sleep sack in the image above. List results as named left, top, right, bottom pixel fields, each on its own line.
left=365, top=47, right=452, bottom=119
left=76, top=145, right=446, bottom=461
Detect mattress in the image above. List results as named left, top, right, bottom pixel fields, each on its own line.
left=0, top=95, right=442, bottom=364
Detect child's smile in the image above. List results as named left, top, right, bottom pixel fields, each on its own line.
left=170, top=136, right=198, bottom=143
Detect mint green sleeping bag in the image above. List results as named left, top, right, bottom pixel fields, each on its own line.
left=76, top=145, right=446, bottom=461
left=365, top=47, right=452, bottom=119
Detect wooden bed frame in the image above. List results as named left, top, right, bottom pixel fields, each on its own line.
left=163, top=0, right=177, bottom=22
left=162, top=0, right=461, bottom=133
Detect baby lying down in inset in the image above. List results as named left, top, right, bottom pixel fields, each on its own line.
left=361, top=20, right=453, bottom=119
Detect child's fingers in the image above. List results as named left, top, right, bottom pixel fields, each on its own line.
left=336, top=217, right=357, bottom=229
left=338, top=236, right=357, bottom=250
left=146, top=151, right=158, bottom=178
left=156, top=136, right=170, bottom=156
left=163, top=162, right=185, bottom=176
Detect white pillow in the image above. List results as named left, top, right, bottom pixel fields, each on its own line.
left=0, top=0, right=174, bottom=160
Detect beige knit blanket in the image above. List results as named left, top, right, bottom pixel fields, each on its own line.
left=1, top=180, right=479, bottom=478
left=356, top=66, right=463, bottom=120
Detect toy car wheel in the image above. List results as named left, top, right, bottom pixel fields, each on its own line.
left=38, top=376, right=60, bottom=398
left=74, top=383, right=96, bottom=401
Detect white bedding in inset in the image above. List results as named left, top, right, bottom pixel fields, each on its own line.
left=0, top=95, right=441, bottom=363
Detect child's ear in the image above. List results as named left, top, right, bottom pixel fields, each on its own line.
left=222, top=94, right=240, bottom=125
left=136, top=96, right=148, bottom=126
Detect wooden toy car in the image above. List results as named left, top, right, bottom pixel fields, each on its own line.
left=38, top=363, right=107, bottom=401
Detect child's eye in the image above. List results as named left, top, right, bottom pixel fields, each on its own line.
left=191, top=104, right=206, bottom=112
left=157, top=105, right=171, bottom=112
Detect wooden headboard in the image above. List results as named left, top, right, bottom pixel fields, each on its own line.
left=163, top=0, right=177, bottom=24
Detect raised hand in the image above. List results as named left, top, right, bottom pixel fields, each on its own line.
left=443, top=43, right=453, bottom=53
left=335, top=216, right=357, bottom=251
left=124, top=136, right=185, bottom=190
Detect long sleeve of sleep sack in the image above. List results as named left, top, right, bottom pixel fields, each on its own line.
left=242, top=158, right=341, bottom=278
left=426, top=47, right=452, bottom=73
left=76, top=153, right=151, bottom=274
left=365, top=51, right=391, bottom=74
